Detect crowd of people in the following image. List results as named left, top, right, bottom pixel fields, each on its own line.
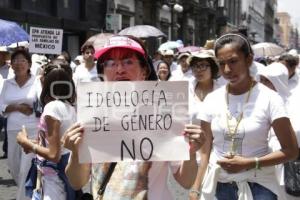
left=0, top=30, right=300, bottom=200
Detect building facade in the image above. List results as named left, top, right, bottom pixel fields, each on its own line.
left=2, top=0, right=279, bottom=56
left=0, top=0, right=107, bottom=58
left=240, top=0, right=265, bottom=43
left=276, top=12, right=292, bottom=48
left=215, top=0, right=241, bottom=36
left=273, top=17, right=282, bottom=45
left=264, top=0, right=276, bottom=42
left=289, top=27, right=299, bottom=50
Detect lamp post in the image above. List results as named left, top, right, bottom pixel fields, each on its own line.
left=162, top=1, right=183, bottom=40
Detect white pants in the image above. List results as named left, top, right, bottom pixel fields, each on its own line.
left=7, top=128, right=36, bottom=200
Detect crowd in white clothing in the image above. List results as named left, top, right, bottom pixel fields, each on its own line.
left=1, top=32, right=300, bottom=200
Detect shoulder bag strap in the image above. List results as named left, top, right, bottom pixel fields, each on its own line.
left=97, top=162, right=117, bottom=196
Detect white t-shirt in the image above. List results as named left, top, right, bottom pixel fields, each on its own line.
left=73, top=64, right=99, bottom=87
left=42, top=100, right=76, bottom=155
left=0, top=75, right=39, bottom=131
left=200, top=83, right=287, bottom=161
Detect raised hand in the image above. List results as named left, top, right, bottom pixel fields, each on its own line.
left=61, top=123, right=84, bottom=153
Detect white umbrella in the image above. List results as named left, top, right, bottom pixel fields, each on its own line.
left=158, top=41, right=183, bottom=51
left=252, top=42, right=285, bottom=57
left=8, top=40, right=29, bottom=48
left=118, top=25, right=166, bottom=38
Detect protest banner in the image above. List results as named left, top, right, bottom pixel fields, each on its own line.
left=77, top=81, right=189, bottom=163
left=29, top=26, right=63, bottom=55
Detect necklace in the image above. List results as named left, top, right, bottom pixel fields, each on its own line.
left=195, top=81, right=213, bottom=102
left=225, top=80, right=254, bottom=155
left=195, top=90, right=206, bottom=102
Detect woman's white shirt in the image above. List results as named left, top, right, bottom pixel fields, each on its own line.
left=198, top=83, right=288, bottom=199
left=200, top=83, right=287, bottom=160
left=0, top=75, right=39, bottom=131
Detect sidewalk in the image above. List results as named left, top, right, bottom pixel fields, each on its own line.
left=0, top=131, right=17, bottom=200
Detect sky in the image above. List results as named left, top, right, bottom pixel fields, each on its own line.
left=277, top=0, right=300, bottom=28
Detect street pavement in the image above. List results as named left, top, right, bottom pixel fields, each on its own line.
left=0, top=131, right=17, bottom=200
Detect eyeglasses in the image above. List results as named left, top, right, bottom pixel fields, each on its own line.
left=12, top=59, right=28, bottom=64
left=102, top=58, right=140, bottom=68
left=191, top=63, right=210, bottom=71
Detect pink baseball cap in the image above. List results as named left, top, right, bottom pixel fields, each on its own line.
left=94, top=36, right=146, bottom=59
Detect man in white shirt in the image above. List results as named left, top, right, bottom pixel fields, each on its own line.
left=73, top=44, right=99, bottom=87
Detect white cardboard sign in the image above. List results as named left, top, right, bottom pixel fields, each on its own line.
left=29, top=27, right=63, bottom=55
left=77, top=81, right=189, bottom=163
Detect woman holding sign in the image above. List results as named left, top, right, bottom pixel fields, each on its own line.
left=196, top=33, right=298, bottom=200
left=63, top=35, right=205, bottom=200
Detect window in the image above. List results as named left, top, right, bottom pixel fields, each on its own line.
left=63, top=0, right=68, bottom=8
left=122, top=15, right=130, bottom=29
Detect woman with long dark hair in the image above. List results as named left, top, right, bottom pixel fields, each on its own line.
left=17, top=62, right=77, bottom=200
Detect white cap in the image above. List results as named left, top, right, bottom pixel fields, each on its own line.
left=161, top=49, right=174, bottom=56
